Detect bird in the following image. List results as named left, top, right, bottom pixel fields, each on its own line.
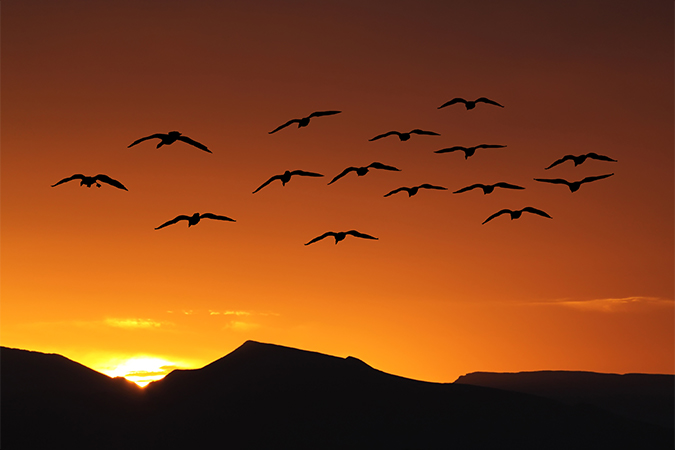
left=305, top=230, right=378, bottom=245
left=268, top=110, right=342, bottom=134
left=438, top=97, right=504, bottom=110
left=482, top=207, right=552, bottom=225
left=434, top=144, right=506, bottom=159
left=453, top=182, right=525, bottom=195
left=369, top=129, right=440, bottom=142
left=128, top=131, right=211, bottom=153
left=51, top=174, right=128, bottom=190
left=252, top=170, right=324, bottom=193
left=155, top=213, right=235, bottom=230
left=328, top=162, right=401, bottom=185
left=544, top=153, right=617, bottom=170
left=384, top=184, right=447, bottom=197
left=534, top=173, right=614, bottom=192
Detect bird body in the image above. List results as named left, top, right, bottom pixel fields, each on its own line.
left=269, top=110, right=341, bottom=134
left=369, top=129, right=440, bottom=142
left=155, top=212, right=235, bottom=230
left=328, top=162, right=401, bottom=185
left=128, top=131, right=211, bottom=153
left=305, top=230, right=378, bottom=245
left=434, top=144, right=506, bottom=159
left=438, top=97, right=503, bottom=110
left=51, top=174, right=128, bottom=190
left=545, top=153, right=617, bottom=170
left=453, top=182, right=524, bottom=195
left=482, top=207, right=552, bottom=225
left=384, top=184, right=447, bottom=197
left=252, top=170, right=324, bottom=193
left=534, top=173, right=614, bottom=192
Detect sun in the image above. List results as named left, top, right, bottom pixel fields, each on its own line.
left=98, top=356, right=182, bottom=387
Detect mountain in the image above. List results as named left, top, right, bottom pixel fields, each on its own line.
left=454, top=370, right=674, bottom=428
left=2, top=341, right=672, bottom=449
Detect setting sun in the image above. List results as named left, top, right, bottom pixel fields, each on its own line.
left=98, top=356, right=185, bottom=387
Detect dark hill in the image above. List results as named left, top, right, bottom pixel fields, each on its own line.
left=2, top=342, right=672, bottom=449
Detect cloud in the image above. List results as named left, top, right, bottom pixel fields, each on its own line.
left=209, top=310, right=251, bottom=316
left=541, top=296, right=673, bottom=312
left=225, top=320, right=260, bottom=331
left=104, top=318, right=168, bottom=328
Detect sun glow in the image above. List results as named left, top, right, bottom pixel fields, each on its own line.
left=98, top=356, right=182, bottom=387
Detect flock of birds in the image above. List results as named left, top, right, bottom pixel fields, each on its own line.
left=51, top=97, right=617, bottom=245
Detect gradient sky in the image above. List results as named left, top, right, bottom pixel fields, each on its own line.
left=2, top=0, right=673, bottom=386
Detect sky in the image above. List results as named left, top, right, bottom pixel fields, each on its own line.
left=2, top=0, right=673, bottom=387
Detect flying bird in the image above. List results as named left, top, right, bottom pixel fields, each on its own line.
left=534, top=173, right=614, bottom=192
left=328, top=162, right=401, bottom=185
left=252, top=170, right=324, bottom=193
left=128, top=131, right=211, bottom=153
left=268, top=110, right=342, bottom=134
left=482, top=207, right=552, bottom=225
left=434, top=144, right=506, bottom=159
left=155, top=212, right=235, bottom=230
left=438, top=97, right=504, bottom=110
left=369, top=129, right=440, bottom=142
left=453, top=182, right=524, bottom=195
left=51, top=174, right=128, bottom=190
left=305, top=230, right=378, bottom=245
left=384, top=184, right=447, bottom=197
left=544, top=153, right=618, bottom=170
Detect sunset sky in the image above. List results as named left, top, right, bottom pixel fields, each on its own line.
left=2, top=1, right=673, bottom=387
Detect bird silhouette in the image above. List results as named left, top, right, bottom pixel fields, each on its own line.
left=155, top=212, right=235, bottom=230
left=453, top=182, right=524, bottom=195
left=305, top=230, right=378, bottom=245
left=268, top=110, right=342, bottom=134
left=534, top=173, right=614, bottom=192
left=384, top=184, right=447, bottom=197
left=482, top=207, right=552, bottom=225
left=369, top=129, right=440, bottom=142
left=128, top=131, right=211, bottom=153
left=545, top=153, right=617, bottom=170
left=252, top=170, right=324, bottom=193
left=438, top=97, right=504, bottom=110
left=434, top=144, right=506, bottom=159
left=51, top=174, right=128, bottom=190
left=328, top=162, right=401, bottom=185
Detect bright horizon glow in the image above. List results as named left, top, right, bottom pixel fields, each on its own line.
left=97, top=356, right=186, bottom=388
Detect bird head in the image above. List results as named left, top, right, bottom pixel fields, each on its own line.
left=168, top=131, right=182, bottom=137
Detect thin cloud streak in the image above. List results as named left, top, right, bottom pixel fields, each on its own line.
left=536, top=296, right=673, bottom=312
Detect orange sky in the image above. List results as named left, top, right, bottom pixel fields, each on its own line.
left=2, top=1, right=673, bottom=386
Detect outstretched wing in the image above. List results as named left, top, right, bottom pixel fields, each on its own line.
left=522, top=207, right=552, bottom=219
left=434, top=146, right=465, bottom=154
left=51, top=174, right=85, bottom=187
left=368, top=162, right=401, bottom=171
left=200, top=213, right=236, bottom=222
left=453, top=184, right=483, bottom=194
left=418, top=184, right=447, bottom=191
left=328, top=167, right=357, bottom=185
left=252, top=174, right=282, bottom=194
left=475, top=144, right=506, bottom=149
left=155, top=215, right=191, bottom=230
left=482, top=209, right=511, bottom=225
left=580, top=173, right=614, bottom=184
left=177, top=135, right=211, bottom=153
left=94, top=174, right=128, bottom=190
left=534, top=178, right=570, bottom=186
left=289, top=170, right=324, bottom=178
left=475, top=97, right=504, bottom=107
left=345, top=230, right=378, bottom=240
left=409, top=129, right=440, bottom=136
left=269, top=118, right=301, bottom=134
left=438, top=98, right=466, bottom=109
left=307, top=110, right=342, bottom=119
left=369, top=131, right=399, bottom=141
left=305, top=232, right=335, bottom=246
left=544, top=154, right=574, bottom=170
left=493, top=182, right=525, bottom=190
left=384, top=187, right=407, bottom=197
left=128, top=133, right=164, bottom=148
left=586, top=153, right=617, bottom=163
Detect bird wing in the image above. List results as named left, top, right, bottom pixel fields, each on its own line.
left=289, top=170, right=324, bottom=177
left=51, top=174, right=85, bottom=187
left=475, top=97, right=504, bottom=107
left=268, top=118, right=301, bottom=134
left=346, top=230, right=378, bottom=240
left=369, top=131, right=399, bottom=141
left=305, top=232, right=335, bottom=245
left=368, top=162, right=401, bottom=171
left=453, top=184, right=483, bottom=194
left=307, top=110, right=342, bottom=118
left=252, top=174, right=282, bottom=193
left=493, top=182, right=525, bottom=190
left=94, top=174, right=128, bottom=190
left=155, top=215, right=191, bottom=230
left=580, top=173, right=614, bottom=184
left=437, top=98, right=466, bottom=109
left=409, top=129, right=440, bottom=136
left=482, top=209, right=511, bottom=225
left=200, top=213, right=236, bottom=222
left=434, top=146, right=465, bottom=154
left=128, top=133, right=165, bottom=148
left=475, top=144, right=506, bottom=149
left=418, top=184, right=447, bottom=190
left=176, top=135, right=211, bottom=153
left=328, top=167, right=357, bottom=185
left=534, top=178, right=570, bottom=186
left=544, top=154, right=574, bottom=170
left=586, top=153, right=617, bottom=163
left=521, top=207, right=552, bottom=219
left=384, top=187, right=407, bottom=197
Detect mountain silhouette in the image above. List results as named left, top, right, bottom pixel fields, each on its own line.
left=3, top=342, right=672, bottom=449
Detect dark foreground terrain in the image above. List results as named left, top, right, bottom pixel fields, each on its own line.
left=2, top=341, right=672, bottom=449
